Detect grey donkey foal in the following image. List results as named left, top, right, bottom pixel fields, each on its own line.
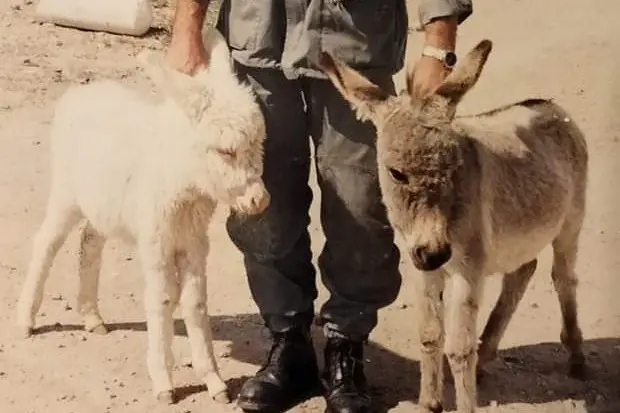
left=319, top=40, right=588, bottom=413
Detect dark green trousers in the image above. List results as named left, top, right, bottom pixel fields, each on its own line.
left=226, top=64, right=402, bottom=341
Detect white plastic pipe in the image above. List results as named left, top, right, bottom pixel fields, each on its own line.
left=35, top=0, right=153, bottom=37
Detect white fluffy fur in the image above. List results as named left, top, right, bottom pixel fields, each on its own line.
left=15, top=29, right=268, bottom=404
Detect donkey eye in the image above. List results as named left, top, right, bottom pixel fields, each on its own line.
left=215, top=148, right=237, bottom=161
left=388, top=167, right=408, bottom=184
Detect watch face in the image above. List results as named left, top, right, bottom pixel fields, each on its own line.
left=445, top=52, right=457, bottom=67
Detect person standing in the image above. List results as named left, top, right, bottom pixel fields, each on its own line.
left=165, top=1, right=473, bottom=412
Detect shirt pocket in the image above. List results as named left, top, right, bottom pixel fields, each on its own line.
left=222, top=0, right=261, bottom=50
left=323, top=0, right=406, bottom=69
left=345, top=0, right=396, bottom=35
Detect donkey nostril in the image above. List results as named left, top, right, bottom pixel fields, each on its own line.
left=413, top=245, right=428, bottom=262
left=412, top=244, right=452, bottom=271
left=426, top=245, right=452, bottom=270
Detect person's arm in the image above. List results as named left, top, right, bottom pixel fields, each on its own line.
left=165, top=0, right=211, bottom=75
left=423, top=16, right=457, bottom=52
left=409, top=0, right=472, bottom=98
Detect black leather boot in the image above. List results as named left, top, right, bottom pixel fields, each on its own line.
left=238, top=328, right=321, bottom=412
left=323, top=338, right=372, bottom=413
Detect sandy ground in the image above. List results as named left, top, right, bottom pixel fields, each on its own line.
left=1, top=0, right=620, bottom=412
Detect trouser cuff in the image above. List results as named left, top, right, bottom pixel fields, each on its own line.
left=263, top=310, right=314, bottom=334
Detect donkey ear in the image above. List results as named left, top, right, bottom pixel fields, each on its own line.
left=138, top=50, right=210, bottom=123
left=433, top=39, right=493, bottom=107
left=318, top=52, right=392, bottom=123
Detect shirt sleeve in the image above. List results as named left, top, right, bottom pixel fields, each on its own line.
left=417, top=0, right=473, bottom=26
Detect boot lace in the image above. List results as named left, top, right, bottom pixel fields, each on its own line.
left=258, top=332, right=289, bottom=374
left=328, top=339, right=366, bottom=394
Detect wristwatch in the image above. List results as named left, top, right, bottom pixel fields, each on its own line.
left=422, top=45, right=458, bottom=69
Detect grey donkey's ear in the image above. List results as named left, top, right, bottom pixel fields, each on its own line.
left=432, top=39, right=493, bottom=108
left=318, top=52, right=392, bottom=123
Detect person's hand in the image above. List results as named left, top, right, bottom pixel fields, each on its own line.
left=165, top=36, right=210, bottom=76
left=409, top=55, right=451, bottom=99
left=410, top=15, right=458, bottom=99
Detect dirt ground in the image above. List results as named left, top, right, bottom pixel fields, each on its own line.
left=1, top=0, right=619, bottom=412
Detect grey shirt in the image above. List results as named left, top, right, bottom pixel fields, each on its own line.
left=217, top=0, right=473, bottom=80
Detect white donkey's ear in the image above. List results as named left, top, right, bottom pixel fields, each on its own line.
left=137, top=50, right=210, bottom=123
left=317, top=52, right=393, bottom=124
left=137, top=49, right=169, bottom=90
left=202, top=28, right=234, bottom=74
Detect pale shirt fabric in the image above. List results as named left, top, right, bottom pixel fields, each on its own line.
left=216, top=0, right=473, bottom=80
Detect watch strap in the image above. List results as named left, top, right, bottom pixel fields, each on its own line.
left=422, top=45, right=456, bottom=68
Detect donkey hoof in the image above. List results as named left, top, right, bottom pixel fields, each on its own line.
left=156, top=390, right=177, bottom=405
left=212, top=389, right=231, bottom=404
left=421, top=399, right=443, bottom=413
left=568, top=356, right=588, bottom=380
left=88, top=323, right=109, bottom=335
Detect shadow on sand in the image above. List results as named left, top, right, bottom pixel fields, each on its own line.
left=33, top=314, right=620, bottom=412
